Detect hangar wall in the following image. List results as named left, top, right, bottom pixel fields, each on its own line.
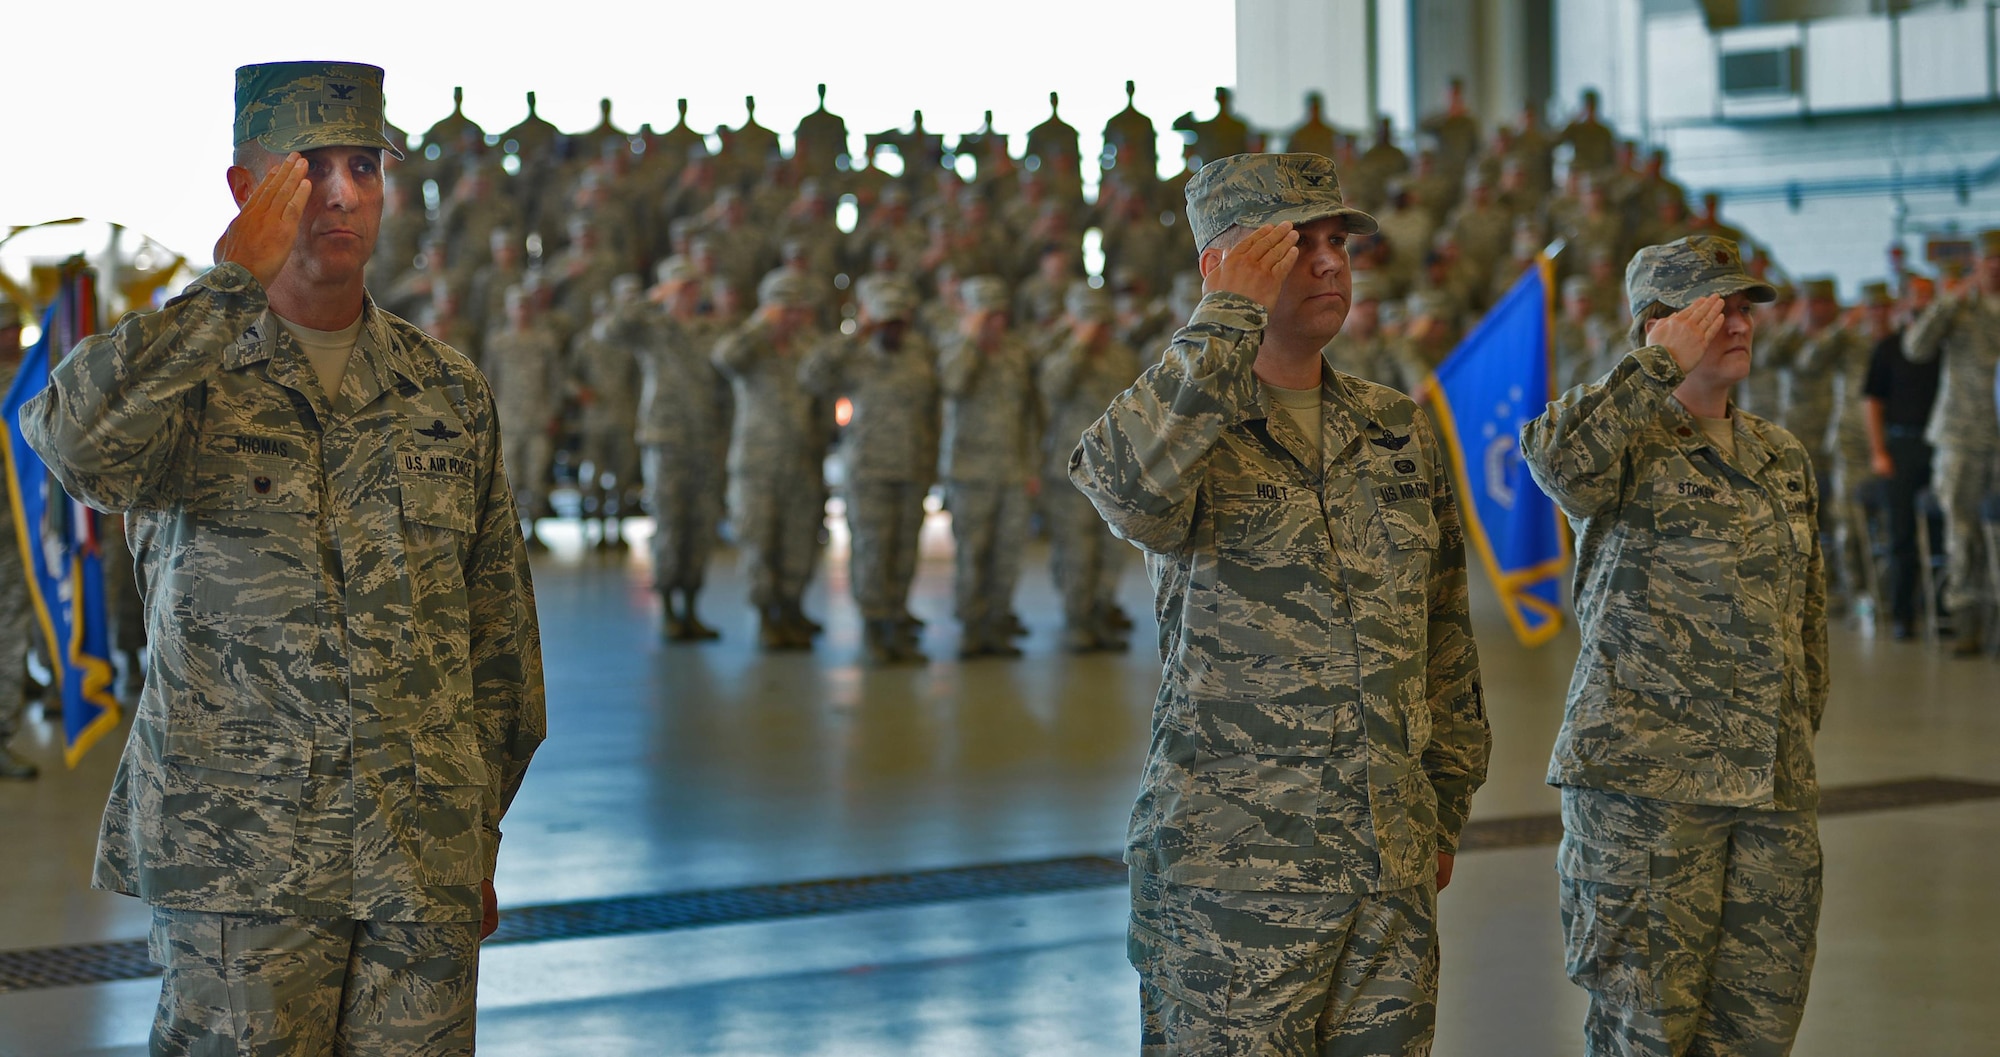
left=1235, top=0, right=2000, bottom=292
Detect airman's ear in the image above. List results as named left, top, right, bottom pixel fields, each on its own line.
left=226, top=166, right=257, bottom=208
left=1198, top=247, right=1224, bottom=280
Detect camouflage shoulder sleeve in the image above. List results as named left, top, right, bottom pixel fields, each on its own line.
left=1521, top=343, right=1685, bottom=520
left=410, top=323, right=547, bottom=876
left=1792, top=331, right=1847, bottom=376
left=936, top=335, right=982, bottom=398
left=21, top=263, right=266, bottom=512
left=795, top=333, right=854, bottom=397
left=1035, top=332, right=1090, bottom=405
left=1413, top=406, right=1489, bottom=853
left=1067, top=291, right=1267, bottom=554
left=1902, top=298, right=1956, bottom=364
left=710, top=321, right=762, bottom=377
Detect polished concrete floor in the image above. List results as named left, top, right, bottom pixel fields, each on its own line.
left=2, top=510, right=1997, bottom=1056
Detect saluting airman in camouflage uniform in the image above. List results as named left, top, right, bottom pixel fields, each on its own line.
left=1903, top=229, right=2000, bottom=655
left=573, top=275, right=647, bottom=548
left=1522, top=236, right=1826, bottom=1057
left=635, top=257, right=730, bottom=641
left=799, top=274, right=939, bottom=664
left=485, top=285, right=563, bottom=549
left=1070, top=153, right=1489, bottom=1057
left=0, top=295, right=37, bottom=779
left=20, top=63, right=545, bottom=1054
left=939, top=276, right=1038, bottom=658
left=1038, top=282, right=1141, bottom=653
left=713, top=270, right=828, bottom=650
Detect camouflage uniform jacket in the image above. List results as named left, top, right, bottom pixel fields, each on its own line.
left=1740, top=320, right=1801, bottom=419
left=1904, top=293, right=2000, bottom=453
left=711, top=317, right=823, bottom=481
left=483, top=325, right=563, bottom=433
left=937, top=333, right=1037, bottom=485
left=1067, top=292, right=1489, bottom=894
left=633, top=312, right=727, bottom=452
left=1036, top=334, right=1139, bottom=481
left=798, top=330, right=940, bottom=485
left=1784, top=325, right=1865, bottom=456
left=21, top=264, right=546, bottom=921
left=1520, top=343, right=1827, bottom=811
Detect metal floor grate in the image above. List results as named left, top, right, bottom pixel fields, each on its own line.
left=3, top=776, right=1995, bottom=995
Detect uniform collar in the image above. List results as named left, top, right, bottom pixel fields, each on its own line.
left=224, top=294, right=421, bottom=417
left=1244, top=361, right=1369, bottom=478
left=1661, top=393, right=1778, bottom=477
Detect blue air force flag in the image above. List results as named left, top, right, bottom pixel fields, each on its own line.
left=1418, top=256, right=1571, bottom=646
left=2, top=282, right=122, bottom=767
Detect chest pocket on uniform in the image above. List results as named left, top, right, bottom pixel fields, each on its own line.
left=1212, top=482, right=1325, bottom=557
left=397, top=447, right=478, bottom=534
left=186, top=453, right=317, bottom=516
left=1376, top=501, right=1439, bottom=551
left=1649, top=490, right=1738, bottom=625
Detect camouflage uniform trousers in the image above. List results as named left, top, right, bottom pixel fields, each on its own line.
left=1129, top=871, right=1440, bottom=1057
left=729, top=466, right=824, bottom=610
left=943, top=480, right=1029, bottom=629
left=577, top=411, right=641, bottom=514
left=1558, top=787, right=1821, bottom=1057
left=642, top=444, right=723, bottom=593
left=501, top=425, right=553, bottom=524
left=1830, top=423, right=1880, bottom=604
left=844, top=480, right=927, bottom=621
left=1930, top=446, right=2000, bottom=614
left=0, top=532, right=27, bottom=743
left=1044, top=478, right=1121, bottom=628
left=148, top=907, right=480, bottom=1057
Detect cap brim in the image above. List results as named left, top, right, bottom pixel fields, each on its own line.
left=1242, top=204, right=1380, bottom=239
left=1650, top=274, right=1777, bottom=313
left=262, top=126, right=405, bottom=161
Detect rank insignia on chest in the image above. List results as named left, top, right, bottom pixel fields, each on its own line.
left=253, top=476, right=273, bottom=494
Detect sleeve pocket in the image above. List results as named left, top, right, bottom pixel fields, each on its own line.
left=412, top=732, right=491, bottom=887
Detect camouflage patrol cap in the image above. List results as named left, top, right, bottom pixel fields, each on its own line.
left=655, top=255, right=697, bottom=285
left=1349, top=271, right=1385, bottom=304
left=1065, top=281, right=1113, bottom=323
left=1860, top=281, right=1892, bottom=307
left=1561, top=275, right=1593, bottom=301
left=1184, top=152, right=1378, bottom=252
left=234, top=61, right=403, bottom=159
left=1802, top=277, right=1838, bottom=302
left=855, top=274, right=918, bottom=322
left=960, top=275, right=1010, bottom=314
left=1623, top=235, right=1775, bottom=318
left=756, top=269, right=814, bottom=308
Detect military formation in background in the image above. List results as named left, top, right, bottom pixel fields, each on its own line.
left=98, top=76, right=1990, bottom=668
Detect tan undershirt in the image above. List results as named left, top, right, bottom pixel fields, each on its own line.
left=1260, top=380, right=1322, bottom=457
left=1695, top=412, right=1735, bottom=459
left=276, top=313, right=363, bottom=398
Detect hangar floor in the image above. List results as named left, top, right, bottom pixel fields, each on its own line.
left=2, top=512, right=1996, bottom=1056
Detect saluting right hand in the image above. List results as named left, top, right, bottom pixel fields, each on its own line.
left=1648, top=294, right=1726, bottom=375
left=1202, top=222, right=1300, bottom=311
left=216, top=153, right=311, bottom=290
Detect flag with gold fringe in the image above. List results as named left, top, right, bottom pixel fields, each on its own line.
left=2, top=263, right=120, bottom=766
left=1418, top=255, right=1571, bottom=646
